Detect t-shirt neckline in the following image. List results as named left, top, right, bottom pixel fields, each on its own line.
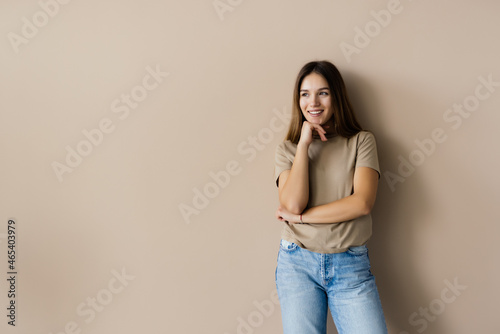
left=312, top=132, right=338, bottom=140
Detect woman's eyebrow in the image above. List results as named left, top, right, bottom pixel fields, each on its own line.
left=300, top=87, right=330, bottom=92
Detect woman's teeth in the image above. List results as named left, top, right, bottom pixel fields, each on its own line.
left=309, top=110, right=323, bottom=116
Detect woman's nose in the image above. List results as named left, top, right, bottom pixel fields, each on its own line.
left=310, top=94, right=320, bottom=105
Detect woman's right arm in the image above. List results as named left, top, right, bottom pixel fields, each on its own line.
left=277, top=141, right=310, bottom=214
left=277, top=121, right=329, bottom=214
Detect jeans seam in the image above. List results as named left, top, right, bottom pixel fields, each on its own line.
left=321, top=254, right=325, bottom=285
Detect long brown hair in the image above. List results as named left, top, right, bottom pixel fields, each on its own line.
left=285, top=60, right=363, bottom=144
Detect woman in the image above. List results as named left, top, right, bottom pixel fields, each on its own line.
left=274, top=60, right=388, bottom=334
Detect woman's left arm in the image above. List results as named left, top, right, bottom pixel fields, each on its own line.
left=275, top=167, right=379, bottom=224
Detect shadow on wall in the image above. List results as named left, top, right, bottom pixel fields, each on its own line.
left=342, top=70, right=447, bottom=334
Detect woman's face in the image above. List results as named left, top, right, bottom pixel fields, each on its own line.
left=299, top=72, right=333, bottom=126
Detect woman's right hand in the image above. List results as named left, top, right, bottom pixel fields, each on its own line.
left=299, top=121, right=329, bottom=146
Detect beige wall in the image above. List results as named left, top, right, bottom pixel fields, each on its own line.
left=1, top=0, right=499, bottom=333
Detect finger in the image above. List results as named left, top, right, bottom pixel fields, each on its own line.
left=314, top=126, right=328, bottom=141
left=314, top=125, right=326, bottom=134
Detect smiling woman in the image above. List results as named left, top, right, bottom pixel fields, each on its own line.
left=273, top=60, right=388, bottom=334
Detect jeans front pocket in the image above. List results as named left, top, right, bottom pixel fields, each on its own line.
left=279, top=239, right=299, bottom=253
left=346, top=244, right=368, bottom=256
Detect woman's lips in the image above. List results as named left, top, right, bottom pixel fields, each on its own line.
left=308, top=110, right=323, bottom=117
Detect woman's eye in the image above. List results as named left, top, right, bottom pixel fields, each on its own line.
left=301, top=92, right=328, bottom=97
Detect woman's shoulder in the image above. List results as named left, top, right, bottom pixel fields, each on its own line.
left=350, top=130, right=376, bottom=142
left=275, top=139, right=297, bottom=155
left=277, top=139, right=296, bottom=149
left=344, top=131, right=377, bottom=150
left=356, top=130, right=375, bottom=138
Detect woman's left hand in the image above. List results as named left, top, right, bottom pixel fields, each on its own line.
left=275, top=206, right=301, bottom=224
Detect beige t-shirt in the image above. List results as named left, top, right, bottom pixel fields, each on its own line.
left=274, top=130, right=380, bottom=254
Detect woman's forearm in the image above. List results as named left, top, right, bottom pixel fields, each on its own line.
left=294, top=166, right=379, bottom=224
left=279, top=143, right=310, bottom=214
left=300, top=194, right=371, bottom=224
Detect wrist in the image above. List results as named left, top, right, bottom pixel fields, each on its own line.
left=297, top=141, right=310, bottom=150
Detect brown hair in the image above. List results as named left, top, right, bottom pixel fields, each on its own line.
left=285, top=60, right=363, bottom=144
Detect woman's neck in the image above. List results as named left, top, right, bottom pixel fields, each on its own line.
left=312, top=118, right=337, bottom=139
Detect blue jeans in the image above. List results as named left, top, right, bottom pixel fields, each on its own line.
left=275, top=239, right=388, bottom=334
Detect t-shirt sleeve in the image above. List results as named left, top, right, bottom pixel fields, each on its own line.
left=274, top=142, right=293, bottom=187
left=355, top=131, right=380, bottom=178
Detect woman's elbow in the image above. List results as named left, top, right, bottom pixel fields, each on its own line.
left=352, top=194, right=373, bottom=216
left=288, top=204, right=305, bottom=215
left=360, top=203, right=371, bottom=216
left=359, top=199, right=375, bottom=216
left=279, top=200, right=305, bottom=215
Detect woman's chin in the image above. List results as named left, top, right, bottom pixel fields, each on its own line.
left=307, top=117, right=323, bottom=124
